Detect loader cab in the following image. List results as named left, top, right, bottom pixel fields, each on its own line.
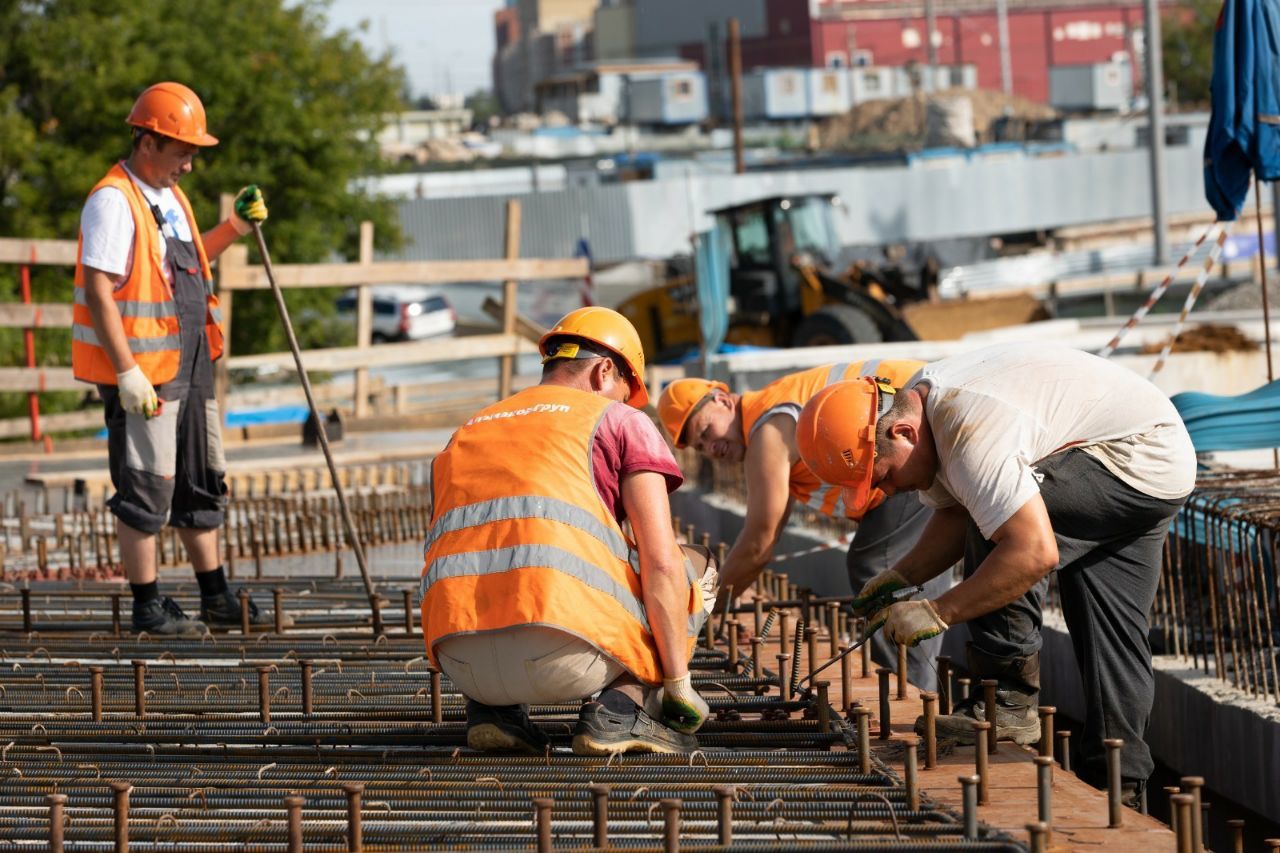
left=714, top=195, right=842, bottom=343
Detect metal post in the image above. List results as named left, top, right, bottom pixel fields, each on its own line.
left=20, top=252, right=41, bottom=442
left=728, top=18, right=745, bottom=174
left=995, top=0, right=1013, bottom=95
left=1143, top=0, right=1170, bottom=263
left=498, top=200, right=522, bottom=399
left=924, top=0, right=938, bottom=89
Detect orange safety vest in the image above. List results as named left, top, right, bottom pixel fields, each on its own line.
left=418, top=384, right=701, bottom=686
left=72, top=163, right=223, bottom=386
left=740, top=359, right=925, bottom=519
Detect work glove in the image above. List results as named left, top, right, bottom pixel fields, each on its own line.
left=116, top=366, right=159, bottom=419
left=850, top=568, right=911, bottom=618
left=867, top=599, right=949, bottom=648
left=231, top=184, right=268, bottom=234
left=661, top=673, right=710, bottom=734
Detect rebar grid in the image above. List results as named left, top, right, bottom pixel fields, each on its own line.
left=1155, top=470, right=1280, bottom=702
left=0, top=576, right=1024, bottom=851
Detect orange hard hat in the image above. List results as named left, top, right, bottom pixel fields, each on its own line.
left=657, top=378, right=729, bottom=447
left=796, top=378, right=895, bottom=514
left=126, top=82, right=219, bottom=147
left=540, top=307, right=649, bottom=407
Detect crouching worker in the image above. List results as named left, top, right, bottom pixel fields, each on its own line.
left=419, top=307, right=717, bottom=755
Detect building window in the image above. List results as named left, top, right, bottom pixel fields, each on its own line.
left=671, top=78, right=693, bottom=101
left=826, top=51, right=847, bottom=68
left=821, top=73, right=839, bottom=93
left=852, top=49, right=873, bottom=67
left=865, top=71, right=882, bottom=92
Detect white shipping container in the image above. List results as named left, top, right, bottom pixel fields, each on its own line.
left=806, top=68, right=852, bottom=116
left=627, top=73, right=708, bottom=125
left=742, top=69, right=808, bottom=119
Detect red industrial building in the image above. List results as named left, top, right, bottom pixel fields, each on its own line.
left=674, top=0, right=1148, bottom=104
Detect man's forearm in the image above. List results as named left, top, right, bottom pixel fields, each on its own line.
left=85, top=273, right=136, bottom=374
left=890, top=505, right=968, bottom=585
left=641, top=554, right=692, bottom=679
left=718, top=533, right=774, bottom=598
left=932, top=539, right=1052, bottom=625
left=201, top=218, right=246, bottom=261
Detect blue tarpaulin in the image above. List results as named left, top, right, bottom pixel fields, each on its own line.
left=693, top=224, right=731, bottom=360
left=1204, top=0, right=1280, bottom=219
left=1171, top=378, right=1280, bottom=452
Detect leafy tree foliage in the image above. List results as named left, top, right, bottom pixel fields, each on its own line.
left=1162, top=0, right=1218, bottom=110
left=0, top=0, right=406, bottom=421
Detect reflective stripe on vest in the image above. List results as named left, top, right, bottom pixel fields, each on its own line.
left=858, top=359, right=882, bottom=378
left=803, top=482, right=847, bottom=516
left=73, top=287, right=177, bottom=320
left=71, top=325, right=181, bottom=354
left=825, top=362, right=851, bottom=386
left=422, top=542, right=652, bottom=633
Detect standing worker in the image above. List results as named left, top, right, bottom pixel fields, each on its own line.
left=73, top=82, right=271, bottom=635
left=420, top=307, right=716, bottom=755
left=796, top=342, right=1195, bottom=804
left=657, top=360, right=949, bottom=690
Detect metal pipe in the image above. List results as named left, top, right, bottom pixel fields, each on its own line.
left=972, top=721, right=990, bottom=805
left=660, top=798, right=681, bottom=853
left=959, top=775, right=980, bottom=839
left=342, top=782, right=364, bottom=851
left=714, top=785, right=734, bottom=845
left=840, top=645, right=852, bottom=706
left=920, top=692, right=937, bottom=769
left=1034, top=755, right=1053, bottom=826
left=300, top=659, right=314, bottom=716
left=273, top=588, right=285, bottom=634
left=1056, top=730, right=1071, bottom=773
left=589, top=783, right=610, bottom=848
left=956, top=676, right=970, bottom=701
left=776, top=654, right=791, bottom=699
left=90, top=665, right=103, bottom=722
left=431, top=668, right=443, bottom=725
left=533, top=797, right=553, bottom=853
left=258, top=667, right=271, bottom=724
left=981, top=679, right=998, bottom=753
left=855, top=707, right=872, bottom=775
left=935, top=656, right=951, bottom=714
left=896, top=642, right=908, bottom=699
left=21, top=588, right=31, bottom=633
left=403, top=588, right=414, bottom=636
left=132, top=660, right=146, bottom=718
left=1038, top=705, right=1055, bottom=759
left=239, top=588, right=251, bottom=635
left=815, top=681, right=830, bottom=730
left=284, top=793, right=305, bottom=853
left=1142, top=0, right=1171, bottom=263
left=860, top=621, right=871, bottom=677
left=903, top=735, right=920, bottom=812
left=995, top=0, right=1012, bottom=95
left=1171, top=794, right=1194, bottom=853
left=111, top=780, right=131, bottom=852
left=1227, top=818, right=1245, bottom=853
left=47, top=793, right=67, bottom=853
left=1105, top=738, right=1124, bottom=827
left=876, top=667, right=891, bottom=739
left=1026, top=820, right=1049, bottom=853
left=1180, top=776, right=1204, bottom=852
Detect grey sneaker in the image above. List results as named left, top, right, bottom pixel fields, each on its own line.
left=200, top=588, right=269, bottom=627
left=465, top=700, right=550, bottom=754
left=572, top=701, right=698, bottom=756
left=920, top=693, right=1041, bottom=745
left=132, top=596, right=206, bottom=636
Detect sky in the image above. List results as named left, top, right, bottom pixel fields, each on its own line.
left=323, top=0, right=506, bottom=100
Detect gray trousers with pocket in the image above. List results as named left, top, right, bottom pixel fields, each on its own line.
left=846, top=492, right=951, bottom=692
left=962, top=449, right=1186, bottom=786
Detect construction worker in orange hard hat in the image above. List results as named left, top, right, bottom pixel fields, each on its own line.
left=657, top=360, right=949, bottom=691
left=796, top=343, right=1198, bottom=807
left=73, top=81, right=273, bottom=637
left=421, top=307, right=717, bottom=757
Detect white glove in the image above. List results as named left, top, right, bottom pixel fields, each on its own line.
left=661, top=673, right=710, bottom=734
left=116, top=366, right=159, bottom=418
left=698, top=563, right=718, bottom=616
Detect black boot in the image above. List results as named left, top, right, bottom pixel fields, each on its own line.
left=132, top=596, right=206, bottom=636
left=916, top=644, right=1041, bottom=745
left=199, top=588, right=269, bottom=627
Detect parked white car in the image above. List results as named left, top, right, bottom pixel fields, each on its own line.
left=336, top=286, right=456, bottom=342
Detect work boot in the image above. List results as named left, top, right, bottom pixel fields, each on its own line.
left=572, top=701, right=698, bottom=756
left=465, top=700, right=551, bottom=754
left=132, top=596, right=206, bottom=637
left=916, top=645, right=1040, bottom=746
left=199, top=588, right=270, bottom=628
left=1121, top=780, right=1147, bottom=812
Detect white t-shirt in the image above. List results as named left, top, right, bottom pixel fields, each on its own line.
left=912, top=342, right=1197, bottom=539
left=79, top=163, right=192, bottom=286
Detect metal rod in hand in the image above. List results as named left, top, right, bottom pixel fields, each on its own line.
left=796, top=586, right=923, bottom=693
left=249, top=223, right=377, bottom=605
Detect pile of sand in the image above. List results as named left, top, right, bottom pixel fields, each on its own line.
left=1140, top=323, right=1259, bottom=355
left=818, top=88, right=1058, bottom=150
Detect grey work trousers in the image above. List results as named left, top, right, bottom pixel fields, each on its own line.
left=846, top=491, right=950, bottom=692
left=963, top=449, right=1186, bottom=786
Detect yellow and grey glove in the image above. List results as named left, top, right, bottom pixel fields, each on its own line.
left=867, top=599, right=949, bottom=647
left=116, top=366, right=159, bottom=419
left=851, top=568, right=911, bottom=617
left=661, top=674, right=710, bottom=734
left=231, top=184, right=268, bottom=234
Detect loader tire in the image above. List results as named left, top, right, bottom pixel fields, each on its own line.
left=791, top=304, right=884, bottom=347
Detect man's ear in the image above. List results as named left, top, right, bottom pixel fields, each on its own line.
left=889, top=419, right=917, bottom=445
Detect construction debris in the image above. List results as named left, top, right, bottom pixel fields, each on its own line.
left=1140, top=323, right=1259, bottom=355
left=818, top=89, right=1058, bottom=151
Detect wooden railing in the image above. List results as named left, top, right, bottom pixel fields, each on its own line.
left=0, top=199, right=587, bottom=444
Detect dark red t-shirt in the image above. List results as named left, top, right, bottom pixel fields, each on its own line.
left=592, top=404, right=684, bottom=524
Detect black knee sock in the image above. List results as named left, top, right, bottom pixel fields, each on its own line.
left=599, top=688, right=638, bottom=715
left=130, top=580, right=160, bottom=604
left=195, top=566, right=228, bottom=597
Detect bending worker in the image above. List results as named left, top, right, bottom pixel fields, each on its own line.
left=796, top=342, right=1194, bottom=805
left=420, top=307, right=716, bottom=756
left=657, top=360, right=949, bottom=690
left=73, top=82, right=270, bottom=636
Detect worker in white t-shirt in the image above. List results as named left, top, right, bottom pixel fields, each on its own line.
left=72, top=82, right=271, bottom=636
left=795, top=342, right=1195, bottom=809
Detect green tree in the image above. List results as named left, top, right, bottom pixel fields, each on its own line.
left=1162, top=0, right=1218, bottom=109
left=0, top=0, right=407, bottom=423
